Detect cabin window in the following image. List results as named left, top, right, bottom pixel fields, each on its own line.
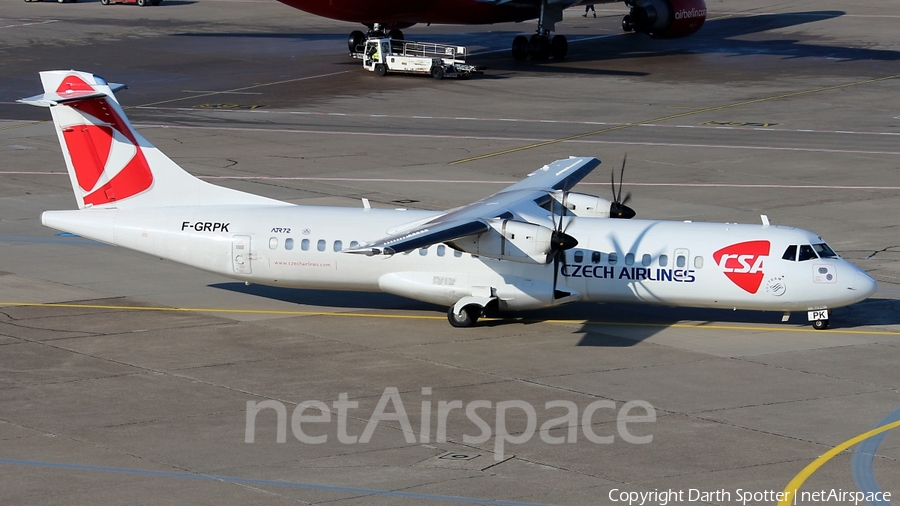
left=454, top=250, right=463, bottom=258
left=269, top=237, right=278, bottom=250
left=642, top=254, right=651, bottom=266
left=694, top=256, right=704, bottom=269
left=591, top=251, right=601, bottom=263
left=574, top=251, right=584, bottom=263
left=798, top=244, right=817, bottom=261
left=350, top=240, right=359, bottom=249
left=419, top=248, right=428, bottom=256
left=301, top=239, right=310, bottom=251
left=333, top=240, right=343, bottom=252
left=813, top=243, right=838, bottom=258
left=676, top=255, right=686, bottom=268
left=782, top=245, right=797, bottom=261
left=625, top=253, right=634, bottom=266
left=608, top=252, right=618, bottom=265
left=317, top=239, right=326, bottom=252
left=437, top=245, right=446, bottom=257
left=285, top=238, right=294, bottom=251
left=659, top=254, right=668, bottom=267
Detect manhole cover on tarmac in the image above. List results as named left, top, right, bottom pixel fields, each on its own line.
left=438, top=452, right=480, bottom=461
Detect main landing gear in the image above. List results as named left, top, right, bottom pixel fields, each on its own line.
left=447, top=305, right=481, bottom=327
left=447, top=294, right=497, bottom=327
left=511, top=0, right=567, bottom=60
left=512, top=34, right=568, bottom=61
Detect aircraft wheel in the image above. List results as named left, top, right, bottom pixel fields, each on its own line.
left=100, top=0, right=110, bottom=4
left=448, top=305, right=480, bottom=328
left=550, top=34, right=568, bottom=59
left=348, top=30, right=365, bottom=52
left=622, top=14, right=635, bottom=32
left=387, top=29, right=404, bottom=40
left=151, top=0, right=161, bottom=5
left=529, top=35, right=551, bottom=60
left=431, top=65, right=444, bottom=80
left=511, top=35, right=529, bottom=60
left=137, top=0, right=147, bottom=5
left=812, top=319, right=829, bottom=330
left=374, top=64, right=387, bottom=76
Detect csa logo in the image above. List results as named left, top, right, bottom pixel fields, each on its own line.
left=58, top=76, right=152, bottom=206
left=713, top=241, right=770, bottom=294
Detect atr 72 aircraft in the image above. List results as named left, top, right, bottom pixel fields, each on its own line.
left=276, top=0, right=707, bottom=60
left=21, top=71, right=876, bottom=329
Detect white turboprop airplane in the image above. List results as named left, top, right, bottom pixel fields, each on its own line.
left=21, top=70, right=877, bottom=329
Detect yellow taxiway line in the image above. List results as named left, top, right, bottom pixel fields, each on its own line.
left=2, top=301, right=899, bottom=336
left=778, top=420, right=900, bottom=506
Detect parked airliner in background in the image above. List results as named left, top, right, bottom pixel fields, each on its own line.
left=21, top=71, right=876, bottom=329
left=277, top=0, right=706, bottom=60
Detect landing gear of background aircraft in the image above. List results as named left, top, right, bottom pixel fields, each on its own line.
left=622, top=14, right=634, bottom=32
left=512, top=35, right=529, bottom=60
left=387, top=29, right=404, bottom=40
left=511, top=0, right=567, bottom=60
left=447, top=305, right=481, bottom=327
left=812, top=319, right=829, bottom=330
left=529, top=34, right=551, bottom=60
left=348, top=30, right=365, bottom=52
left=550, top=34, right=568, bottom=59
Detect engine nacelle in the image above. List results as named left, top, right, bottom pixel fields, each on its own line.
left=554, top=192, right=614, bottom=218
left=447, top=219, right=553, bottom=264
left=632, top=0, right=706, bottom=38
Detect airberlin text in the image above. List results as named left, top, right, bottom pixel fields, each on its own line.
left=562, top=265, right=696, bottom=283
left=181, top=221, right=230, bottom=232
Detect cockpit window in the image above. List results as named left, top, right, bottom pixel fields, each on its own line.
left=798, top=244, right=817, bottom=261
left=812, top=243, right=838, bottom=258
left=782, top=245, right=797, bottom=261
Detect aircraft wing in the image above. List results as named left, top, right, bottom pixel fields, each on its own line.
left=345, top=156, right=600, bottom=255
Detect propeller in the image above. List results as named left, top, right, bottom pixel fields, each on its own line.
left=549, top=188, right=578, bottom=299
left=610, top=154, right=636, bottom=219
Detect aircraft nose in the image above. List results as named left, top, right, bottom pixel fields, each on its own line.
left=853, top=269, right=878, bottom=298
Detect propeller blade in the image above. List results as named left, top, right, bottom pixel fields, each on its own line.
left=617, top=154, right=627, bottom=204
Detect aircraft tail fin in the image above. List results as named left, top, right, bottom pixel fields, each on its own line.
left=19, top=70, right=283, bottom=209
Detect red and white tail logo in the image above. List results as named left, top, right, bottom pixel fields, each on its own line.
left=58, top=76, right=152, bottom=205
left=713, top=241, right=770, bottom=294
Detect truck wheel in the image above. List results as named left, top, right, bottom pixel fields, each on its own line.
left=374, top=64, right=387, bottom=76
left=431, top=66, right=444, bottom=80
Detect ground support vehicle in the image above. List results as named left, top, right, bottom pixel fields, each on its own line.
left=353, top=38, right=484, bottom=79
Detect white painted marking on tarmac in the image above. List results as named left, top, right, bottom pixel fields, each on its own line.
left=133, top=123, right=900, bottom=158
left=132, top=107, right=900, bottom=138
left=0, top=19, right=59, bottom=29
left=3, top=171, right=897, bottom=190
